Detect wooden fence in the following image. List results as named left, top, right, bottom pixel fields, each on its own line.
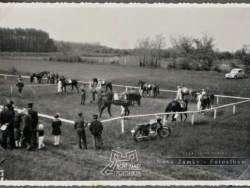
left=1, top=73, right=250, bottom=133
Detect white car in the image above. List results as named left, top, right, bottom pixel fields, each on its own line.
left=225, top=68, right=246, bottom=79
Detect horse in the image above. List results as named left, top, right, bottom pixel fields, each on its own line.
left=138, top=80, right=160, bottom=98
left=165, top=99, right=189, bottom=122
left=125, top=92, right=142, bottom=106
left=47, top=72, right=55, bottom=84
left=30, top=71, right=48, bottom=84
left=181, top=87, right=197, bottom=101
left=92, top=78, right=113, bottom=92
left=197, top=92, right=214, bottom=112
left=98, top=93, right=131, bottom=118
left=61, top=78, right=79, bottom=92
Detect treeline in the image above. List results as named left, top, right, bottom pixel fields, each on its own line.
left=0, top=28, right=57, bottom=52
left=134, top=33, right=250, bottom=71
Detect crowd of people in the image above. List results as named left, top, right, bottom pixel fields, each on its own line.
left=0, top=100, right=104, bottom=151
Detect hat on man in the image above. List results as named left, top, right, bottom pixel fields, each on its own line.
left=8, top=100, right=14, bottom=104
left=27, top=103, right=33, bottom=108
left=54, top=113, right=60, bottom=118
left=93, top=114, right=98, bottom=119
left=78, top=112, right=83, bottom=117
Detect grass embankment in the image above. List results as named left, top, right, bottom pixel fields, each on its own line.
left=0, top=58, right=249, bottom=180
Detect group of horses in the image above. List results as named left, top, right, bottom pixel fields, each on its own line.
left=30, top=71, right=80, bottom=92
left=165, top=88, right=215, bottom=122
left=29, top=72, right=215, bottom=122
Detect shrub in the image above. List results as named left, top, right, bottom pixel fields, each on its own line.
left=179, top=59, right=191, bottom=70
left=167, top=61, right=177, bottom=69
left=8, top=66, right=18, bottom=75
left=213, top=66, right=221, bottom=72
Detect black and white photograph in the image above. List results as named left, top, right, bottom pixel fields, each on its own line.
left=0, top=3, right=250, bottom=186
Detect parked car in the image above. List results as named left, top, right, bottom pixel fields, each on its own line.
left=225, top=68, right=246, bottom=79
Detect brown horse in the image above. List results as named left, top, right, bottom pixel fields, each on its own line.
left=165, top=99, right=189, bottom=122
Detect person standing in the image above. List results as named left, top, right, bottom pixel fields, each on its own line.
left=89, top=114, right=103, bottom=150
left=175, top=86, right=182, bottom=101
left=55, top=73, right=59, bottom=84
left=80, top=85, right=86, bottom=105
left=51, top=113, right=62, bottom=145
left=74, top=112, right=87, bottom=149
left=13, top=110, right=22, bottom=148
left=57, top=79, right=63, bottom=94
left=20, top=108, right=33, bottom=151
left=16, top=78, right=24, bottom=97
left=27, top=103, right=38, bottom=148
left=0, top=103, right=15, bottom=150
left=37, top=124, right=45, bottom=149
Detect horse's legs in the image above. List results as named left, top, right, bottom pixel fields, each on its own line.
left=100, top=104, right=107, bottom=118
left=172, top=114, right=176, bottom=122
left=180, top=114, right=183, bottom=122
left=105, top=85, right=108, bottom=93
left=75, top=84, right=79, bottom=92
left=110, top=84, right=113, bottom=93
left=147, top=90, right=149, bottom=98
left=107, top=104, right=112, bottom=118
left=184, top=113, right=188, bottom=122
left=125, top=107, right=130, bottom=116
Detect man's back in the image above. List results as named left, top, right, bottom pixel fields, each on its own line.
left=28, top=109, right=38, bottom=128
left=89, top=120, right=103, bottom=135
left=0, top=108, right=14, bottom=125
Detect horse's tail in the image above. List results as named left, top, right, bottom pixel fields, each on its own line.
left=98, top=94, right=103, bottom=112
left=109, top=83, right=113, bottom=92
left=157, top=86, right=160, bottom=94
left=165, top=103, right=171, bottom=112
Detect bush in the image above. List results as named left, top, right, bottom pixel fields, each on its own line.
left=213, top=66, right=221, bottom=72
left=179, top=59, right=191, bottom=70
left=8, top=66, right=18, bottom=74
left=167, top=61, right=177, bottom=69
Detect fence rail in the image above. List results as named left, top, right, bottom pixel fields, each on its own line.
left=1, top=99, right=250, bottom=134
left=2, top=73, right=250, bottom=100
left=1, top=73, right=250, bottom=133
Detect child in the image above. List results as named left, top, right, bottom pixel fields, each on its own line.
left=51, top=113, right=62, bottom=145
left=37, top=124, right=45, bottom=149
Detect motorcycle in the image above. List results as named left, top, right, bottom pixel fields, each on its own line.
left=0, top=158, right=6, bottom=181
left=131, top=117, right=171, bottom=142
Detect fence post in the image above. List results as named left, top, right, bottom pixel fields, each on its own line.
left=217, top=96, right=219, bottom=104
left=191, top=113, right=194, bottom=125
left=4, top=75, right=7, bottom=80
left=10, top=85, right=12, bottom=95
left=214, top=109, right=217, bottom=119
left=121, top=118, right=125, bottom=133
left=126, top=86, right=128, bottom=93
left=233, top=105, right=236, bottom=114
left=151, top=90, right=153, bottom=96
left=163, top=115, right=166, bottom=125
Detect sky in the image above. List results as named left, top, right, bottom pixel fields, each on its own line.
left=0, top=4, right=249, bottom=52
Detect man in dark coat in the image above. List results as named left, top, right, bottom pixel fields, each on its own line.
left=89, top=114, right=103, bottom=150
left=27, top=103, right=38, bottom=148
left=74, top=112, right=87, bottom=149
left=0, top=103, right=15, bottom=150
left=20, top=108, right=32, bottom=150
left=16, top=79, right=24, bottom=97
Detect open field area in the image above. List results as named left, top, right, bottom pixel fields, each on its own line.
left=0, top=57, right=250, bottom=181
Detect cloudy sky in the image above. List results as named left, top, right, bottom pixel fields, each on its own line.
left=0, top=4, right=249, bottom=52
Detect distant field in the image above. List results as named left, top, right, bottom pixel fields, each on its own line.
left=0, top=57, right=250, bottom=181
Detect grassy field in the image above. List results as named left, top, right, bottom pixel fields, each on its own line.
left=0, top=57, right=250, bottom=181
